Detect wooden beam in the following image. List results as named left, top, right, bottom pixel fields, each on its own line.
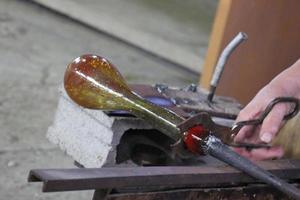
left=200, top=0, right=233, bottom=89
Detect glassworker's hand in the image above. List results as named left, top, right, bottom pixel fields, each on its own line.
left=233, top=59, right=300, bottom=161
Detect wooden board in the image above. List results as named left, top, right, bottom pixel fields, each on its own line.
left=201, top=0, right=300, bottom=104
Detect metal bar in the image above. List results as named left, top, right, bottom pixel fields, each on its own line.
left=28, top=160, right=300, bottom=192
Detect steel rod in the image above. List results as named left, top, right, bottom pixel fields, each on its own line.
left=207, top=32, right=247, bottom=102
left=204, top=135, right=300, bottom=200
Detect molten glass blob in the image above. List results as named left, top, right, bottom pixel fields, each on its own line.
left=184, top=125, right=208, bottom=154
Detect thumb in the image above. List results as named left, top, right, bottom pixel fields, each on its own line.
left=259, top=104, right=287, bottom=143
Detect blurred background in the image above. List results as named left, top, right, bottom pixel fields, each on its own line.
left=0, top=0, right=217, bottom=199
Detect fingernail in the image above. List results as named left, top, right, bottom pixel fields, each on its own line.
left=261, top=132, right=272, bottom=143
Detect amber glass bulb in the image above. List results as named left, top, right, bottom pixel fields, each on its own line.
left=65, top=55, right=132, bottom=110
left=64, top=55, right=183, bottom=141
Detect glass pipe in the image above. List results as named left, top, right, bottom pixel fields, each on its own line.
left=64, top=54, right=200, bottom=146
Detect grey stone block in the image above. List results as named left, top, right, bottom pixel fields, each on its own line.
left=47, top=88, right=152, bottom=168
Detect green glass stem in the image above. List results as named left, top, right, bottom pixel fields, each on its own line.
left=127, top=93, right=184, bottom=141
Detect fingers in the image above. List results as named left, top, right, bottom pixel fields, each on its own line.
left=233, top=106, right=261, bottom=143
left=233, top=103, right=288, bottom=161
left=241, top=126, right=262, bottom=144
left=259, top=103, right=287, bottom=143
left=234, top=146, right=284, bottom=161
left=234, top=100, right=289, bottom=144
left=250, top=147, right=284, bottom=161
left=233, top=125, right=254, bottom=142
left=235, top=104, right=261, bottom=122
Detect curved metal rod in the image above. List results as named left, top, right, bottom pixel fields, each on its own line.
left=207, top=32, right=247, bottom=102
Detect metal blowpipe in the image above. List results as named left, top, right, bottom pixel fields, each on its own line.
left=64, top=54, right=300, bottom=199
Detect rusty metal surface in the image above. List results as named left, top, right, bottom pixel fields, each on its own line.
left=107, top=185, right=298, bottom=200
left=159, top=87, right=241, bottom=119
left=129, top=84, right=242, bottom=119
left=28, top=159, right=300, bottom=193
left=177, top=112, right=215, bottom=133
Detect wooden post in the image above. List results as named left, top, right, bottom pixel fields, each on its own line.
left=200, top=0, right=233, bottom=91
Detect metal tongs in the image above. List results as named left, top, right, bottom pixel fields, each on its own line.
left=230, top=96, right=299, bottom=149
left=176, top=97, right=300, bottom=199
left=232, top=96, right=299, bottom=132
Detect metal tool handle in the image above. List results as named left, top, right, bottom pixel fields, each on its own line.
left=232, top=97, right=299, bottom=133
left=203, top=135, right=300, bottom=200
left=207, top=32, right=247, bottom=102
left=261, top=97, right=299, bottom=120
